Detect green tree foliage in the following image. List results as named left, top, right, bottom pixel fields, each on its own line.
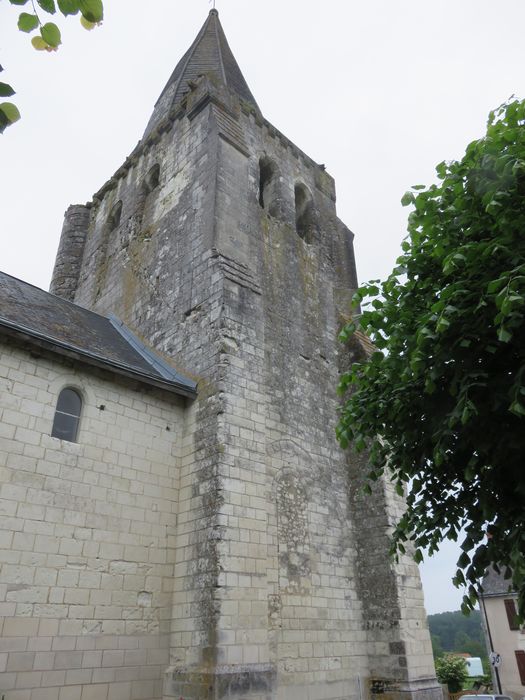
left=429, top=610, right=489, bottom=673
left=428, top=610, right=485, bottom=652
left=453, top=631, right=483, bottom=658
left=435, top=655, right=469, bottom=693
left=337, top=98, right=525, bottom=615
left=0, top=0, right=104, bottom=133
left=431, top=634, right=444, bottom=660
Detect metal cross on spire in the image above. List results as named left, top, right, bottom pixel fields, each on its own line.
left=209, top=0, right=216, bottom=9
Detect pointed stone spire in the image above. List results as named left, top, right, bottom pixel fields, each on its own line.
left=143, top=9, right=260, bottom=137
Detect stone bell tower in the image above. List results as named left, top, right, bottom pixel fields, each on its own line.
left=51, top=10, right=441, bottom=700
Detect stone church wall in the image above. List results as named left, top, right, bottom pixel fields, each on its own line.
left=47, top=70, right=440, bottom=698
left=209, top=116, right=369, bottom=698
left=71, top=93, right=232, bottom=685
left=0, top=340, right=185, bottom=700
left=207, top=98, right=438, bottom=698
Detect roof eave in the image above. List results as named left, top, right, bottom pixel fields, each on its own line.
left=0, top=319, right=197, bottom=400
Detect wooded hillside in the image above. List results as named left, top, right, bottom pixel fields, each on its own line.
left=428, top=609, right=488, bottom=667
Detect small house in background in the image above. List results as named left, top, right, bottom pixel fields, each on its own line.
left=465, top=657, right=484, bottom=677
left=448, top=653, right=483, bottom=678
left=480, top=568, right=525, bottom=698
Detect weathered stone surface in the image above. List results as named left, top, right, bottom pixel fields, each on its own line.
left=50, top=204, right=90, bottom=300
left=0, top=337, right=183, bottom=700
left=62, top=69, right=440, bottom=696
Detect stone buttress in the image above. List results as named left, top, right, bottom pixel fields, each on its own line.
left=51, top=10, right=442, bottom=700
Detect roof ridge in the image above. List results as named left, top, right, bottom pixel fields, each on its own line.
left=212, top=11, right=228, bottom=87
left=153, top=11, right=213, bottom=109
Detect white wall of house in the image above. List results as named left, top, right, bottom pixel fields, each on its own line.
left=482, top=595, right=525, bottom=698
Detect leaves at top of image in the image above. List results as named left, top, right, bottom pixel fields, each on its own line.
left=4, top=0, right=104, bottom=131
left=37, top=0, right=56, bottom=14
left=0, top=101, right=21, bottom=133
left=78, top=0, right=103, bottom=22
left=0, top=82, right=16, bottom=97
left=17, top=13, right=39, bottom=32
left=40, top=22, right=61, bottom=47
left=57, top=0, right=80, bottom=15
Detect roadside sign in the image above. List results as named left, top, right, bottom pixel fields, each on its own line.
left=490, top=652, right=502, bottom=668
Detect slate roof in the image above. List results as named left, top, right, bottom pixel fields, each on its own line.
left=143, top=9, right=259, bottom=137
left=481, top=567, right=516, bottom=597
left=0, top=271, right=197, bottom=398
left=354, top=329, right=376, bottom=357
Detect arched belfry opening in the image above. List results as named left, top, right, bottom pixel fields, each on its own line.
left=142, top=163, right=160, bottom=196
left=294, top=183, right=316, bottom=243
left=138, top=163, right=161, bottom=224
left=258, top=157, right=275, bottom=209
left=107, top=200, right=122, bottom=231
left=129, top=163, right=161, bottom=236
left=258, top=156, right=283, bottom=218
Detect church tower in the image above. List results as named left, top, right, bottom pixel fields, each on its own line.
left=51, top=11, right=441, bottom=700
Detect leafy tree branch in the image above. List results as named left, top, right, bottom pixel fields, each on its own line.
left=337, top=98, right=525, bottom=616
left=0, top=0, right=104, bottom=132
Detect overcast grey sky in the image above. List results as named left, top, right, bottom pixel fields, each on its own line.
left=2, top=0, right=525, bottom=614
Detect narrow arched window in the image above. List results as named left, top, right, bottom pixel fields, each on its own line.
left=259, top=157, right=276, bottom=209
left=107, top=200, right=122, bottom=230
left=294, top=183, right=315, bottom=243
left=51, top=388, right=82, bottom=442
left=143, top=164, right=160, bottom=195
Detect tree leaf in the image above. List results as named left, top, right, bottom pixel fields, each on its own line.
left=509, top=401, right=525, bottom=417
left=401, top=191, right=415, bottom=207
left=57, top=0, right=79, bottom=15
left=40, top=22, right=61, bottom=47
left=338, top=322, right=356, bottom=342
left=9, top=0, right=30, bottom=5
left=80, top=15, right=96, bottom=29
left=0, top=109, right=9, bottom=134
left=0, top=82, right=15, bottom=97
left=37, top=0, right=56, bottom=13
left=457, top=552, right=471, bottom=568
left=498, top=326, right=512, bottom=343
left=0, top=101, right=21, bottom=124
left=436, top=161, right=447, bottom=179
left=78, top=0, right=103, bottom=22
left=436, top=316, right=450, bottom=332
left=31, top=35, right=49, bottom=50
left=17, top=12, right=39, bottom=32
